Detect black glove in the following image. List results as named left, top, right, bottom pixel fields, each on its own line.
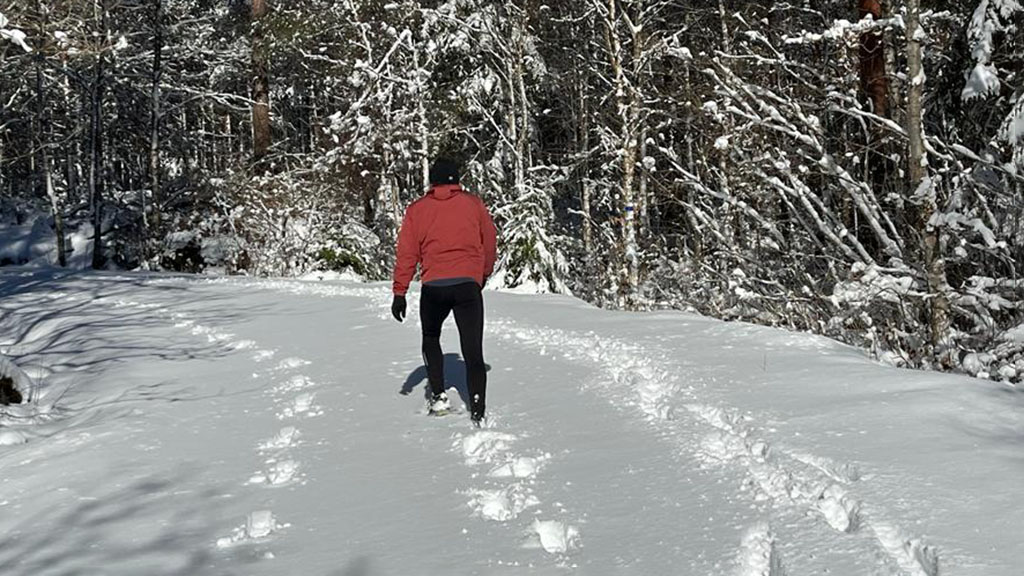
left=391, top=294, right=407, bottom=323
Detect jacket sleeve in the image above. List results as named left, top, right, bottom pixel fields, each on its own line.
left=480, top=199, right=497, bottom=279
left=392, top=207, right=420, bottom=296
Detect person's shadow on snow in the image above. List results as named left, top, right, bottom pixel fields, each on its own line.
left=399, top=353, right=490, bottom=408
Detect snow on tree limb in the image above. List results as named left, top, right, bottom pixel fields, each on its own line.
left=963, top=0, right=1023, bottom=100
left=0, top=11, right=32, bottom=52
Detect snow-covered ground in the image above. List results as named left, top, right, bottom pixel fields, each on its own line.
left=0, top=268, right=1021, bottom=576
left=0, top=218, right=95, bottom=270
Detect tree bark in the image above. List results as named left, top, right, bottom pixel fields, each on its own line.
left=147, top=0, right=163, bottom=258
left=716, top=0, right=736, bottom=257
left=35, top=0, right=65, bottom=267
left=90, top=0, right=110, bottom=270
left=906, top=0, right=950, bottom=362
left=251, top=0, right=271, bottom=165
left=603, top=0, right=640, bottom=308
left=512, top=11, right=528, bottom=197
left=858, top=0, right=888, bottom=117
left=411, top=39, right=429, bottom=192
left=881, top=0, right=902, bottom=121
left=858, top=0, right=892, bottom=255
left=717, top=0, right=731, bottom=54
left=576, top=71, right=593, bottom=259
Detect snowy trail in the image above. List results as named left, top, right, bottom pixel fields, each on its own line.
left=497, top=320, right=944, bottom=576
left=232, top=276, right=1019, bottom=575
left=1, top=270, right=1021, bottom=575
left=139, top=275, right=755, bottom=574
left=236, top=277, right=939, bottom=575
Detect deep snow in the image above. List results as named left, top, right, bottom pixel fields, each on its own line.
left=0, top=269, right=1021, bottom=576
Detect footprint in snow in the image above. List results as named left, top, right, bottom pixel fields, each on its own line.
left=259, top=426, right=300, bottom=452
left=248, top=459, right=302, bottom=487
left=275, top=357, right=311, bottom=371
left=216, top=510, right=288, bottom=548
left=228, top=339, right=256, bottom=351
left=269, top=375, right=315, bottom=397
left=190, top=324, right=233, bottom=343
left=736, top=525, right=785, bottom=576
left=277, top=393, right=322, bottom=419
left=458, top=431, right=518, bottom=466
left=524, top=519, right=580, bottom=554
left=252, top=349, right=277, bottom=362
left=467, top=485, right=540, bottom=522
left=488, top=455, right=548, bottom=479
left=816, top=484, right=862, bottom=534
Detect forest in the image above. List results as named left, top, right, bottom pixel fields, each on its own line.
left=1, top=0, right=1022, bottom=382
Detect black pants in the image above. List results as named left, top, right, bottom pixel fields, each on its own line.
left=420, top=282, right=486, bottom=415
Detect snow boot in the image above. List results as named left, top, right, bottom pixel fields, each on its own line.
left=428, top=391, right=451, bottom=416
left=469, top=394, right=485, bottom=427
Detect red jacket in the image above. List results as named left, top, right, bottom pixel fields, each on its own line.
left=392, top=185, right=497, bottom=296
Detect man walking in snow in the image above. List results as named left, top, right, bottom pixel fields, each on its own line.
left=391, top=158, right=497, bottom=426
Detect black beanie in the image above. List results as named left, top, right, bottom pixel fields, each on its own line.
left=429, top=158, right=460, bottom=186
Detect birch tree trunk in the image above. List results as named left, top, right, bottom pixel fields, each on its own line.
left=602, top=0, right=640, bottom=308
left=147, top=0, right=163, bottom=257
left=90, top=0, right=110, bottom=270
left=715, top=0, right=739, bottom=302
left=62, top=55, right=79, bottom=207
left=638, top=124, right=649, bottom=237
left=906, top=0, right=950, bottom=361
left=513, top=10, right=529, bottom=195
left=411, top=41, right=429, bottom=192
left=576, top=71, right=593, bottom=258
left=35, top=1, right=65, bottom=267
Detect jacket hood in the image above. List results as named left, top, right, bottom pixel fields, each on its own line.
left=429, top=184, right=462, bottom=201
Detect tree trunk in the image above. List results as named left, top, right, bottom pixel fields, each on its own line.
left=882, top=0, right=902, bottom=121
left=858, top=0, right=892, bottom=254
left=251, top=0, right=271, bottom=165
left=638, top=124, right=649, bottom=238
left=382, top=146, right=400, bottom=229
left=577, top=73, right=593, bottom=259
left=906, top=0, right=950, bottom=362
left=506, top=57, right=522, bottom=192
left=412, top=41, right=429, bottom=191
left=716, top=0, right=735, bottom=264
left=717, top=0, right=731, bottom=54
left=513, top=13, right=529, bottom=196
left=35, top=1, right=65, bottom=267
left=147, top=0, right=163, bottom=259
left=603, top=0, right=640, bottom=308
left=61, top=55, right=80, bottom=206
left=90, top=0, right=110, bottom=270
left=858, top=0, right=887, bottom=117
left=682, top=52, right=702, bottom=262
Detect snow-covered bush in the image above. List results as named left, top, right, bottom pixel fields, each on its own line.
left=962, top=0, right=1023, bottom=101
left=198, top=169, right=385, bottom=279
left=489, top=165, right=570, bottom=294
left=828, top=264, right=927, bottom=368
